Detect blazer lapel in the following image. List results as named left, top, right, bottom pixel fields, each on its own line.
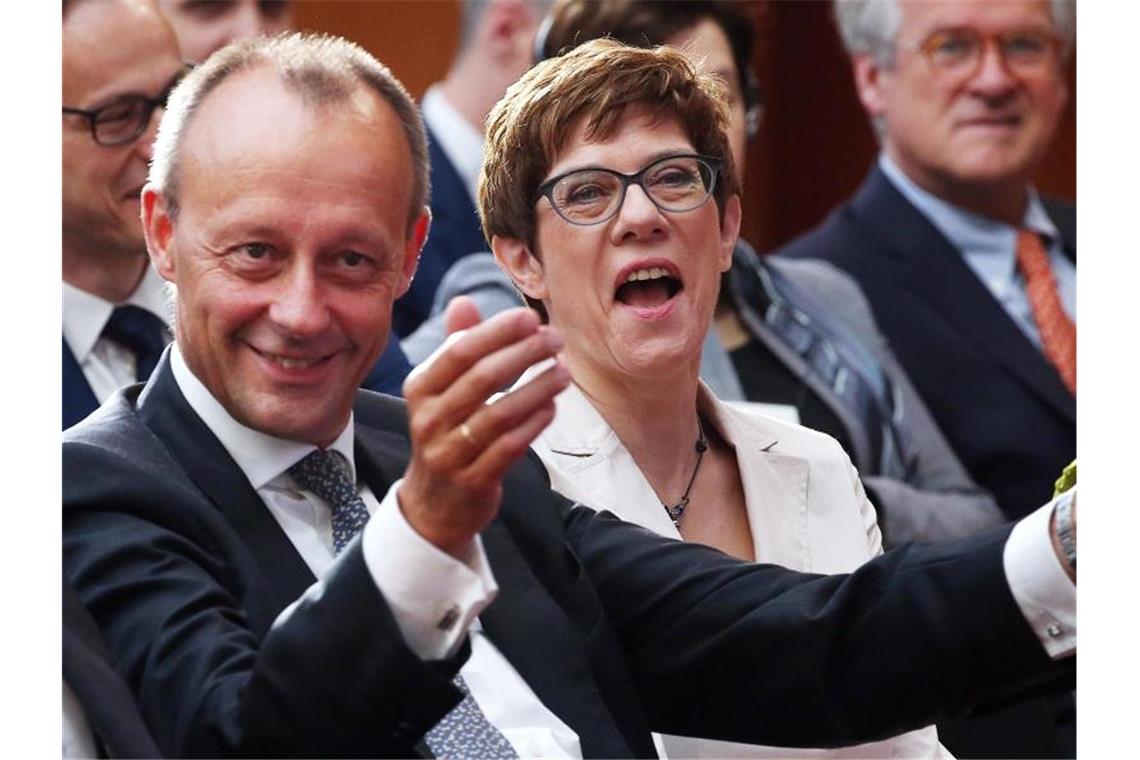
left=705, top=392, right=812, bottom=570
left=851, top=167, right=1075, bottom=422
left=137, top=352, right=316, bottom=612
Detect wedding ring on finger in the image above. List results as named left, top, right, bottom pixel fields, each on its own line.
left=458, top=422, right=479, bottom=447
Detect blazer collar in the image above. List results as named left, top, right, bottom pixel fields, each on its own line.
left=137, top=351, right=318, bottom=615
left=851, top=165, right=1075, bottom=423
left=534, top=377, right=811, bottom=567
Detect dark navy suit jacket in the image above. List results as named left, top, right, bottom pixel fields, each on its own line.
left=392, top=125, right=488, bottom=338
left=62, top=354, right=1070, bottom=758
left=778, top=165, right=1076, bottom=522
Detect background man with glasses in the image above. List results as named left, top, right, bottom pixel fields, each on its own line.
left=777, top=1, right=1075, bottom=756
left=62, top=0, right=185, bottom=430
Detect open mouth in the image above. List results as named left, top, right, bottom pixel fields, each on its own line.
left=615, top=265, right=682, bottom=309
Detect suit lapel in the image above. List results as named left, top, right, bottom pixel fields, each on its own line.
left=137, top=353, right=316, bottom=611
left=63, top=337, right=99, bottom=430
left=851, top=168, right=1075, bottom=422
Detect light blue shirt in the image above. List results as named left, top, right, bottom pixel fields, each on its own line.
left=878, top=155, right=1076, bottom=348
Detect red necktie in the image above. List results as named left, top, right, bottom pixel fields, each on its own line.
left=1016, top=230, right=1075, bottom=394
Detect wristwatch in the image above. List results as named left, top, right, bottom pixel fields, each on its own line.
left=1053, top=489, right=1076, bottom=573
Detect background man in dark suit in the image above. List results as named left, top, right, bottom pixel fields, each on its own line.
left=394, top=0, right=545, bottom=338
left=779, top=0, right=1075, bottom=523
left=776, top=2, right=1075, bottom=756
left=62, top=0, right=184, bottom=430
left=64, top=33, right=1075, bottom=758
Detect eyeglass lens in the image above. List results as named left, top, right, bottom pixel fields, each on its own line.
left=924, top=28, right=1057, bottom=75
left=550, top=156, right=715, bottom=225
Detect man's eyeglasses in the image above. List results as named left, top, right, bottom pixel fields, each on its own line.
left=62, top=67, right=191, bottom=147
left=537, top=154, right=721, bottom=227
left=910, top=27, right=1063, bottom=80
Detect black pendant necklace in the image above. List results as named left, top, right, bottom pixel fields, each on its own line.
left=662, top=415, right=708, bottom=528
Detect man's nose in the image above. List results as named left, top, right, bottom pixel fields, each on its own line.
left=269, top=266, right=332, bottom=338
left=135, top=106, right=164, bottom=163
left=968, top=40, right=1020, bottom=97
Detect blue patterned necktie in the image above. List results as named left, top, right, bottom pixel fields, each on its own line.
left=101, top=305, right=170, bottom=382
left=287, top=449, right=371, bottom=554
left=286, top=449, right=517, bottom=757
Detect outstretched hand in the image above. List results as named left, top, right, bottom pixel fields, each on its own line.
left=398, top=297, right=570, bottom=557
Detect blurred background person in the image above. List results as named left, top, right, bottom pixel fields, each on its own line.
left=62, top=0, right=184, bottom=430
left=156, top=0, right=293, bottom=62
left=484, top=36, right=949, bottom=760
left=776, top=1, right=1076, bottom=756
left=393, top=0, right=547, bottom=338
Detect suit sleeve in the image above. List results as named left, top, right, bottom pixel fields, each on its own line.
left=63, top=440, right=463, bottom=758
left=561, top=502, right=1072, bottom=748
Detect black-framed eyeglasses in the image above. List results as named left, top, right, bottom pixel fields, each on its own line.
left=537, top=153, right=721, bottom=226
left=62, top=66, right=191, bottom=147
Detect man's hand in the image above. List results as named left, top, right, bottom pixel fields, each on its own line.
left=399, top=297, right=570, bottom=557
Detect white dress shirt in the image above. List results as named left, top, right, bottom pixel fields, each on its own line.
left=170, top=346, right=582, bottom=759
left=421, top=85, right=485, bottom=203
left=878, top=154, right=1076, bottom=349
left=62, top=265, right=171, bottom=402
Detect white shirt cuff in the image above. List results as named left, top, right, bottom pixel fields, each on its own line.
left=362, top=479, right=498, bottom=660
left=1004, top=492, right=1076, bottom=658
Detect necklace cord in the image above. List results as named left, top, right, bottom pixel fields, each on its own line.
left=663, top=415, right=707, bottom=527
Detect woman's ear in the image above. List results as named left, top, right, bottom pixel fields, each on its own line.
left=492, top=235, right=549, bottom=301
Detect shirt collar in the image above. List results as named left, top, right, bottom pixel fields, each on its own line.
left=878, top=153, right=1059, bottom=242
left=421, top=85, right=485, bottom=203
left=62, top=264, right=173, bottom=362
left=878, top=153, right=1060, bottom=285
left=170, top=343, right=356, bottom=490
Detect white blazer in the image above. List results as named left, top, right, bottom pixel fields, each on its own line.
left=520, top=367, right=952, bottom=758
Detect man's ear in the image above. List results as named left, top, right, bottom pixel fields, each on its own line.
left=718, top=195, right=742, bottom=273
left=852, top=53, right=888, bottom=119
left=142, top=184, right=176, bottom=282
left=492, top=235, right=547, bottom=301
left=397, top=207, right=431, bottom=298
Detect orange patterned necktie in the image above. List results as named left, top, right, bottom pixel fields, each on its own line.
left=1015, top=229, right=1076, bottom=394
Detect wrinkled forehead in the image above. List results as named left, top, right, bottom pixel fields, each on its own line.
left=176, top=66, right=416, bottom=227
left=898, top=0, right=1056, bottom=38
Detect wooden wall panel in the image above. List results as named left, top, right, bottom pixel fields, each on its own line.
left=292, top=0, right=1076, bottom=253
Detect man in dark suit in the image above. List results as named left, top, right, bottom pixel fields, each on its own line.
left=64, top=33, right=1075, bottom=758
left=62, top=0, right=185, bottom=430
left=776, top=2, right=1076, bottom=756
left=779, top=0, right=1075, bottom=523
left=394, top=0, right=544, bottom=337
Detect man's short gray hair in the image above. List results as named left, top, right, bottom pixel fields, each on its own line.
left=833, top=0, right=1076, bottom=67
left=148, top=32, right=429, bottom=231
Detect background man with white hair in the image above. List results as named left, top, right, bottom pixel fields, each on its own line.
left=778, top=1, right=1076, bottom=756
